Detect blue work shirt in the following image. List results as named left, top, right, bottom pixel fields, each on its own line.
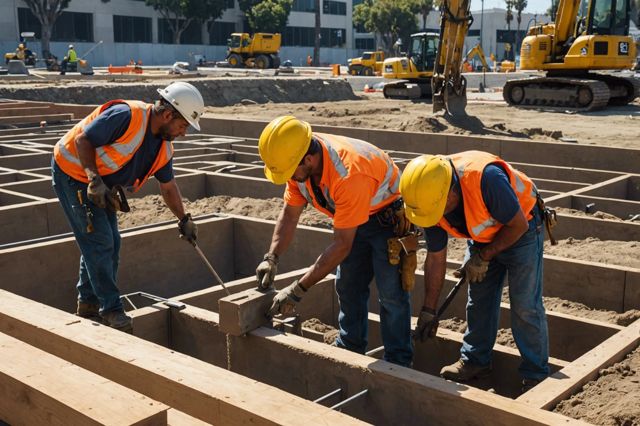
left=83, top=103, right=174, bottom=189
left=424, top=164, right=521, bottom=252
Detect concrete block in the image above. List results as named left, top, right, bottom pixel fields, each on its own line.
left=0, top=332, right=169, bottom=425
left=447, top=133, right=501, bottom=155
left=7, top=60, right=29, bottom=75
left=624, top=270, right=640, bottom=311
left=218, top=287, right=276, bottom=336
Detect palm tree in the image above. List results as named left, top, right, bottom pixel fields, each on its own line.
left=513, top=0, right=528, bottom=58
left=505, top=0, right=515, bottom=60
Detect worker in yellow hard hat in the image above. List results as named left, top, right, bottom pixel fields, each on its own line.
left=255, top=115, right=417, bottom=367
left=400, top=151, right=552, bottom=394
left=15, top=43, right=26, bottom=60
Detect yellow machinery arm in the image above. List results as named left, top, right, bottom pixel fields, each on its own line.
left=432, top=0, right=474, bottom=115
left=465, top=43, right=492, bottom=71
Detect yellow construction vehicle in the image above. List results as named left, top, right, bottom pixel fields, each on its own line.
left=226, top=33, right=281, bottom=69
left=464, top=43, right=492, bottom=71
left=431, top=0, right=474, bottom=115
left=348, top=50, right=385, bottom=75
left=382, top=32, right=440, bottom=98
left=4, top=32, right=37, bottom=67
left=503, top=0, right=639, bottom=110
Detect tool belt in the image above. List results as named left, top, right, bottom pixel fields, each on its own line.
left=536, top=193, right=558, bottom=245
left=378, top=198, right=422, bottom=292
left=107, top=185, right=131, bottom=213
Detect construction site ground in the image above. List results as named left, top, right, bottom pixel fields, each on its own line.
left=1, top=72, right=639, bottom=425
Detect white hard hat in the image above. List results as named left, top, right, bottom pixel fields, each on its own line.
left=156, top=82, right=204, bottom=131
left=68, top=44, right=74, bottom=49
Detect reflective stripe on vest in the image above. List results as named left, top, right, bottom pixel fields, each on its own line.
left=438, top=151, right=538, bottom=243
left=297, top=135, right=398, bottom=214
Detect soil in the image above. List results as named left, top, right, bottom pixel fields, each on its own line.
left=204, top=92, right=640, bottom=149
left=554, top=345, right=640, bottom=426
left=302, top=318, right=339, bottom=344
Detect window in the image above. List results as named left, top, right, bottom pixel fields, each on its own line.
left=210, top=21, right=236, bottom=45
left=293, top=0, right=316, bottom=12
left=52, top=11, right=94, bottom=42
left=468, top=29, right=480, bottom=37
left=18, top=8, right=93, bottom=42
left=282, top=26, right=346, bottom=47
left=113, top=15, right=152, bottom=43
left=158, top=19, right=203, bottom=44
left=323, top=0, right=346, bottom=15
left=355, top=38, right=375, bottom=49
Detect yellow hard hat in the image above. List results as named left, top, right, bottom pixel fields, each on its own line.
left=399, top=154, right=453, bottom=228
left=18, top=44, right=24, bottom=49
left=259, top=116, right=312, bottom=185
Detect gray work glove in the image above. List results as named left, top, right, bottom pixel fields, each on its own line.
left=455, top=247, right=489, bottom=284
left=256, top=253, right=278, bottom=290
left=87, top=174, right=109, bottom=209
left=267, top=280, right=306, bottom=317
left=178, top=213, right=198, bottom=243
left=413, top=307, right=439, bottom=342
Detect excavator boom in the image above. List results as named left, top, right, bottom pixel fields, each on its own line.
left=432, top=0, right=474, bottom=115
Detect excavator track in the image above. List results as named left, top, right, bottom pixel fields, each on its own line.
left=503, top=76, right=611, bottom=112
left=382, top=79, right=432, bottom=99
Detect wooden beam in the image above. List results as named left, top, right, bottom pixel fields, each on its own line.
left=0, top=113, right=73, bottom=125
left=517, top=318, right=640, bottom=409
left=0, top=332, right=169, bottom=426
left=0, top=289, right=365, bottom=426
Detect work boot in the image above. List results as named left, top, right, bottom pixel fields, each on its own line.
left=521, top=378, right=541, bottom=394
left=101, top=310, right=133, bottom=333
left=76, top=301, right=101, bottom=321
left=440, top=359, right=492, bottom=381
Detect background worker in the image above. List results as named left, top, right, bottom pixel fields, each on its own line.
left=400, top=151, right=549, bottom=392
left=60, top=44, right=77, bottom=75
left=51, top=82, right=203, bottom=332
left=15, top=43, right=26, bottom=60
left=255, top=115, right=415, bottom=367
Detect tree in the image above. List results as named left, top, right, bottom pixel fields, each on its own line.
left=353, top=0, right=419, bottom=55
left=22, top=0, right=70, bottom=58
left=238, top=0, right=293, bottom=33
left=313, top=0, right=321, bottom=66
left=546, top=0, right=558, bottom=20
left=513, top=0, right=527, bottom=58
left=146, top=0, right=228, bottom=44
left=414, top=0, right=435, bottom=31
left=504, top=0, right=514, bottom=60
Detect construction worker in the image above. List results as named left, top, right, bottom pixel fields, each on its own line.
left=60, top=44, right=78, bottom=75
left=400, top=151, right=549, bottom=392
left=256, top=116, right=414, bottom=367
left=15, top=43, right=26, bottom=60
left=51, top=82, right=204, bottom=331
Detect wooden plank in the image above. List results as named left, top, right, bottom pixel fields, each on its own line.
left=0, top=332, right=168, bottom=426
left=167, top=409, right=210, bottom=426
left=0, top=289, right=363, bottom=426
left=218, top=287, right=276, bottom=336
left=517, top=318, right=640, bottom=409
left=0, top=114, right=73, bottom=125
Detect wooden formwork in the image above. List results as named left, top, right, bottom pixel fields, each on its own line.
left=0, top=100, right=638, bottom=424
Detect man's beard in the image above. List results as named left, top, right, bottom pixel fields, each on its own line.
left=157, top=124, right=175, bottom=141
left=292, top=164, right=313, bottom=182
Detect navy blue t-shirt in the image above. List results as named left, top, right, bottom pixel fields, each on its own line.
left=83, top=103, right=174, bottom=188
left=424, top=164, right=521, bottom=252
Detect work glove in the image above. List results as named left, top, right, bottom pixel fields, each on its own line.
left=413, top=307, right=439, bottom=341
left=256, top=253, right=278, bottom=290
left=178, top=213, right=198, bottom=244
left=267, top=280, right=306, bottom=317
left=455, top=247, right=489, bottom=284
left=87, top=174, right=109, bottom=209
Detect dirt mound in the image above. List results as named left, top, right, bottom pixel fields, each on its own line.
left=541, top=296, right=640, bottom=326
left=0, top=78, right=358, bottom=106
left=119, top=195, right=332, bottom=229
left=554, top=345, right=640, bottom=426
left=555, top=207, right=625, bottom=221
left=439, top=317, right=516, bottom=349
left=302, top=318, right=339, bottom=344
left=544, top=237, right=640, bottom=269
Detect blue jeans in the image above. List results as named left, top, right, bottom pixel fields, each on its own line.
left=460, top=208, right=549, bottom=381
left=51, top=159, right=123, bottom=314
left=334, top=214, right=413, bottom=367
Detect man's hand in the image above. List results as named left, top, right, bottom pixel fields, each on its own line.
left=178, top=213, right=197, bottom=243
left=256, top=253, right=278, bottom=290
left=87, top=175, right=109, bottom=209
left=457, top=247, right=490, bottom=284
left=413, top=307, right=439, bottom=341
left=267, top=280, right=306, bottom=317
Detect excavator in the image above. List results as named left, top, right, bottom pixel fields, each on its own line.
left=464, top=43, right=492, bottom=71
left=503, top=0, right=639, bottom=110
left=381, top=0, right=473, bottom=116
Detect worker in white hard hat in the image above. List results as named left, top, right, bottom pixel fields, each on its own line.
left=52, top=82, right=205, bottom=332
left=399, top=151, right=552, bottom=394
left=60, top=44, right=78, bottom=75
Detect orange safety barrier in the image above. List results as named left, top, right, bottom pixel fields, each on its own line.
left=108, top=64, right=143, bottom=74
left=331, top=63, right=341, bottom=76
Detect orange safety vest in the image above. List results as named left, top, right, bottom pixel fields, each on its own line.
left=438, top=151, right=538, bottom=243
left=294, top=133, right=400, bottom=217
left=53, top=100, right=173, bottom=192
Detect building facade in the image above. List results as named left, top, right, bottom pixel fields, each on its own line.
left=1, top=0, right=547, bottom=67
